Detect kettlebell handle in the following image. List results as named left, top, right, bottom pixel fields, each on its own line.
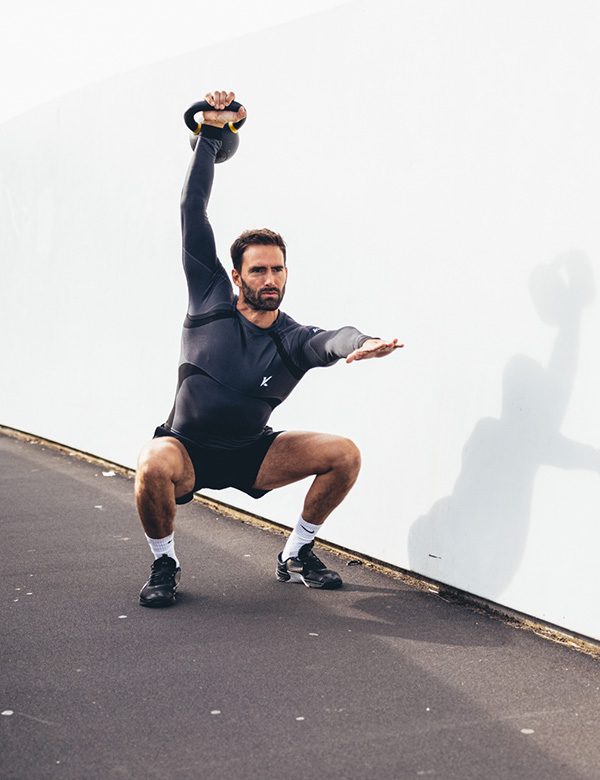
left=184, top=100, right=246, bottom=133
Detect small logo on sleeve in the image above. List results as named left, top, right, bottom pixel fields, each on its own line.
left=260, top=376, right=273, bottom=387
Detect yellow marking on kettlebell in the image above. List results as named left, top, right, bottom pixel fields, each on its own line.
left=193, top=123, right=202, bottom=135
left=228, top=123, right=238, bottom=133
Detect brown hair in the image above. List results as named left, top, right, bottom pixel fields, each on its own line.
left=230, top=229, right=287, bottom=273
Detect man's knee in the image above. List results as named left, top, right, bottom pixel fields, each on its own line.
left=136, top=439, right=186, bottom=488
left=332, top=437, right=362, bottom=478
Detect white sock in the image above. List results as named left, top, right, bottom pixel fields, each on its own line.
left=145, top=532, right=180, bottom=567
left=281, top=516, right=321, bottom=561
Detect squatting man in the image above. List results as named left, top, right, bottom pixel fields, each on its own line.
left=136, top=91, right=402, bottom=606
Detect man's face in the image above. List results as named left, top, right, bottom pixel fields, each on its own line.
left=233, top=245, right=288, bottom=311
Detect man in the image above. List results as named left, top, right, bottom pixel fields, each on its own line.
left=136, top=91, right=401, bottom=607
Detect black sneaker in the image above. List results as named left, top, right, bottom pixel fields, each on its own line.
left=139, top=555, right=181, bottom=607
left=276, top=541, right=342, bottom=589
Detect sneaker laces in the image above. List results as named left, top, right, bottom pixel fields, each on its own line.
left=299, top=543, right=326, bottom=570
left=148, top=555, right=176, bottom=584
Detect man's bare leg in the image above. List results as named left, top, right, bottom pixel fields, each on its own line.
left=253, top=431, right=361, bottom=588
left=253, top=431, right=362, bottom=523
left=135, top=437, right=196, bottom=538
left=135, top=437, right=195, bottom=606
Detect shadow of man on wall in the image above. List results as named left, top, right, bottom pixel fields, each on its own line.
left=408, top=250, right=600, bottom=599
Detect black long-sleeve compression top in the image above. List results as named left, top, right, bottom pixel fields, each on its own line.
left=162, top=129, right=370, bottom=450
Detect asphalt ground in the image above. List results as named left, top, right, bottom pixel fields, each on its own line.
left=2, top=430, right=600, bottom=780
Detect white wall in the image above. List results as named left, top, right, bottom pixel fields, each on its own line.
left=0, top=0, right=351, bottom=124
left=2, top=0, right=600, bottom=641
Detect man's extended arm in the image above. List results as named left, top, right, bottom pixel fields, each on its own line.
left=303, top=328, right=402, bottom=368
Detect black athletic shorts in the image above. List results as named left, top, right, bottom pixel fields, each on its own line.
left=153, top=425, right=283, bottom=505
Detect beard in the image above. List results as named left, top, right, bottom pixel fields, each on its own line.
left=240, top=278, right=286, bottom=311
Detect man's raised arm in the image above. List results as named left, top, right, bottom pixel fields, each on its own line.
left=180, top=91, right=247, bottom=269
left=180, top=131, right=221, bottom=269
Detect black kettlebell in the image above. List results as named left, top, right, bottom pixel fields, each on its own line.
left=184, top=100, right=247, bottom=163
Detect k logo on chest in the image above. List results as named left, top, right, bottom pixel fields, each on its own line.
left=260, top=376, right=273, bottom=388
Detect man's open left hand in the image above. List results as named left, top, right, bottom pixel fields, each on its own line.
left=345, top=338, right=404, bottom=363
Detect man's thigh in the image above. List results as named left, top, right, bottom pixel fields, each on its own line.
left=137, top=436, right=196, bottom=499
left=252, top=431, right=357, bottom=491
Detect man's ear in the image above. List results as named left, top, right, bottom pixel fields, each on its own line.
left=232, top=268, right=242, bottom=289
